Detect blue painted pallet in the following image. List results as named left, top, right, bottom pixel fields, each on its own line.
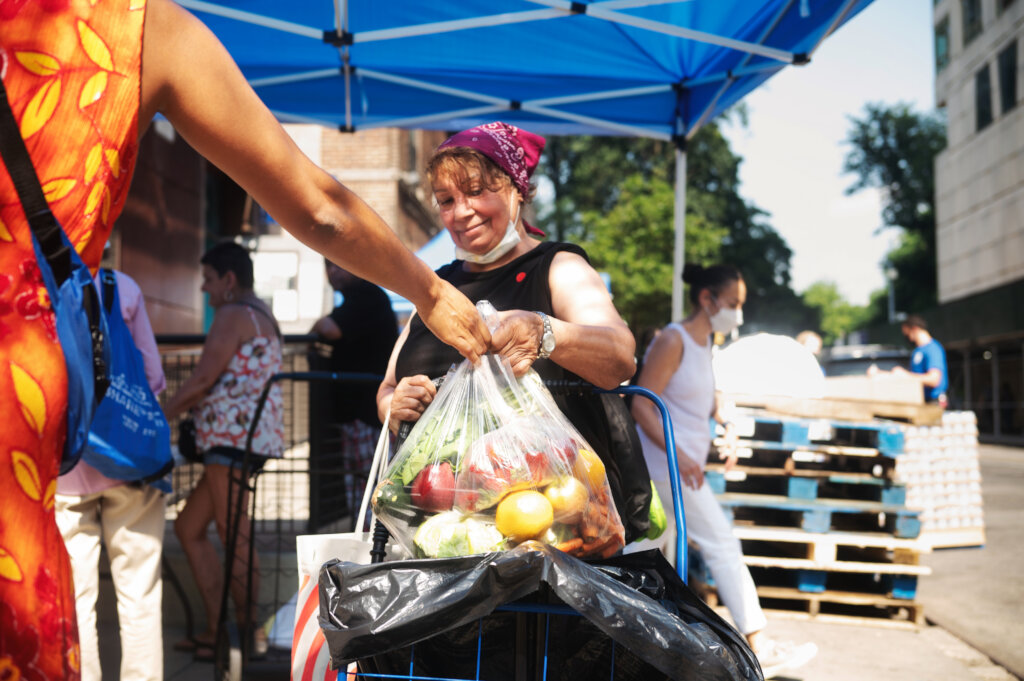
left=688, top=548, right=921, bottom=600
left=690, top=576, right=926, bottom=626
left=705, top=470, right=908, bottom=506
left=715, top=493, right=922, bottom=539
left=711, top=413, right=906, bottom=456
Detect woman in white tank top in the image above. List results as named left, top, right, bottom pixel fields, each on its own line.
left=628, top=263, right=817, bottom=678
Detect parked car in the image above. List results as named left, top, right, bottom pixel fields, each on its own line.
left=822, top=344, right=911, bottom=377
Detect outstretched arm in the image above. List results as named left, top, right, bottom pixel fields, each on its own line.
left=139, top=0, right=488, bottom=361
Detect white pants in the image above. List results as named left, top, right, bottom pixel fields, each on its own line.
left=629, top=475, right=767, bottom=635
left=56, top=485, right=165, bottom=681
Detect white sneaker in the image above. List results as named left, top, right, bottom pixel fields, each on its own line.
left=755, top=639, right=818, bottom=679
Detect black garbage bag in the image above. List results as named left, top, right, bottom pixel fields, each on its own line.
left=319, top=543, right=761, bottom=681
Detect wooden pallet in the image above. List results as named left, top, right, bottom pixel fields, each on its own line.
left=710, top=447, right=897, bottom=480
left=722, top=393, right=945, bottom=427
left=918, top=526, right=986, bottom=549
left=716, top=493, right=922, bottom=538
left=719, top=409, right=907, bottom=455
left=693, top=581, right=924, bottom=630
left=706, top=468, right=907, bottom=505
left=729, top=525, right=931, bottom=562
left=690, top=536, right=929, bottom=600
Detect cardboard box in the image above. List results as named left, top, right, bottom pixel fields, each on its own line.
left=823, top=374, right=923, bottom=405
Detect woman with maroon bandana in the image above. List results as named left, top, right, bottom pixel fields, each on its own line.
left=377, top=122, right=654, bottom=548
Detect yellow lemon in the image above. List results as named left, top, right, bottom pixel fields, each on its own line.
left=495, top=491, right=554, bottom=540
left=544, top=477, right=588, bottom=523
left=574, top=448, right=606, bottom=490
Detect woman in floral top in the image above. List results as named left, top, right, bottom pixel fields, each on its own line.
left=164, top=241, right=283, bottom=658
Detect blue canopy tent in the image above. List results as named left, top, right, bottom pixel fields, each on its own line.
left=181, top=0, right=874, bottom=318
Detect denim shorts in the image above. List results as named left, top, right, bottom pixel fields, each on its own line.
left=202, top=446, right=270, bottom=473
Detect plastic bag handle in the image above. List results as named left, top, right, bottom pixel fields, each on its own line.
left=356, top=405, right=392, bottom=532
left=476, top=299, right=501, bottom=335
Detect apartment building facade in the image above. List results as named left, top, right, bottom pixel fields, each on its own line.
left=932, top=0, right=1024, bottom=442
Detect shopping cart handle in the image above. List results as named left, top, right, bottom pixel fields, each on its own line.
left=601, top=385, right=687, bottom=582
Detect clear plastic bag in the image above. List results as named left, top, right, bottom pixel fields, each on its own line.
left=372, top=306, right=626, bottom=560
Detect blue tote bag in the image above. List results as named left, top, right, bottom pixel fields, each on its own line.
left=82, top=270, right=172, bottom=483
left=1, top=78, right=111, bottom=473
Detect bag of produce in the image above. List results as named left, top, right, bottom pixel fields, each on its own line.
left=372, top=350, right=626, bottom=561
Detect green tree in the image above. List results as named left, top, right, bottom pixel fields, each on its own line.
left=538, top=136, right=676, bottom=242
left=581, top=174, right=725, bottom=331
left=537, top=121, right=814, bottom=336
left=843, top=103, right=946, bottom=319
left=801, top=281, right=870, bottom=344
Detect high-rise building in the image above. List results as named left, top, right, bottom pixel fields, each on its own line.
left=932, top=0, right=1023, bottom=442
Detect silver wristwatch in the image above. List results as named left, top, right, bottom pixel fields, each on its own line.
left=535, top=311, right=556, bottom=359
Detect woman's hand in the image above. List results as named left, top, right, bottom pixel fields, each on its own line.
left=489, top=310, right=544, bottom=376
left=389, top=375, right=437, bottom=432
left=677, top=453, right=705, bottom=490
left=717, top=421, right=740, bottom=471
left=418, top=280, right=491, bottom=364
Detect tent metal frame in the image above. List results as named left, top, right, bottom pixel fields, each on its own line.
left=180, top=0, right=863, bottom=318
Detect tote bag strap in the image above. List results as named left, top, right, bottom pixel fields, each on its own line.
left=0, top=78, right=74, bottom=285
left=355, top=406, right=392, bottom=532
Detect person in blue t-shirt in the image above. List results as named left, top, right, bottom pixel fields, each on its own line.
left=894, top=315, right=948, bottom=406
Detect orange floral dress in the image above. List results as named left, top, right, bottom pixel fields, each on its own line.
left=0, top=1, right=145, bottom=679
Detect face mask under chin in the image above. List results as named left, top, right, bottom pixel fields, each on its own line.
left=455, top=201, right=523, bottom=265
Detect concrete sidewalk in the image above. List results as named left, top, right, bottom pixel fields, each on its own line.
left=916, top=444, right=1024, bottom=679
left=94, top=444, right=1021, bottom=680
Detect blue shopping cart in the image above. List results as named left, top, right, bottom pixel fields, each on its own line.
left=222, top=374, right=757, bottom=681
left=321, top=382, right=759, bottom=681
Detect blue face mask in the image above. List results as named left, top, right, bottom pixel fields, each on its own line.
left=455, top=201, right=522, bottom=265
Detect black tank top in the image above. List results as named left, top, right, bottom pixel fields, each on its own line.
left=394, top=241, right=652, bottom=543
left=395, top=241, right=585, bottom=383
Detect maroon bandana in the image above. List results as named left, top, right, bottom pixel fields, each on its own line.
left=438, top=122, right=546, bottom=236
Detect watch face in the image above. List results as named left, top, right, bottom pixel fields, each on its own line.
left=542, top=335, right=556, bottom=353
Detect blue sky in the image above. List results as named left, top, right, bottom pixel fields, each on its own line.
left=721, top=0, right=935, bottom=306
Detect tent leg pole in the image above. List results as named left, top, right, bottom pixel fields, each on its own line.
left=672, top=146, right=687, bottom=322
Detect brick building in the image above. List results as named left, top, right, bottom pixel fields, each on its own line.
left=109, top=124, right=445, bottom=334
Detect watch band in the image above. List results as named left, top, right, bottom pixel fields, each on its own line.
left=534, top=311, right=554, bottom=359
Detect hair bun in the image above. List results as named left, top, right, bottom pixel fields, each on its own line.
left=682, top=262, right=705, bottom=285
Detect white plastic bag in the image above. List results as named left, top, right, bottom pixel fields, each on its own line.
left=292, top=412, right=407, bottom=680
left=373, top=303, right=625, bottom=560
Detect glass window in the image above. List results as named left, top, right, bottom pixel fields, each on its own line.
left=935, top=18, right=951, bottom=72
left=976, top=65, right=994, bottom=131
left=962, top=0, right=983, bottom=46
left=998, top=41, right=1018, bottom=114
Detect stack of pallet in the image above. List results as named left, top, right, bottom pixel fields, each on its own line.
left=893, top=410, right=985, bottom=549
left=690, top=408, right=931, bottom=628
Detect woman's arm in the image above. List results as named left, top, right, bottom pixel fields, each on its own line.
left=139, top=0, right=488, bottom=362
left=630, top=329, right=681, bottom=452
left=163, top=308, right=243, bottom=419
left=630, top=328, right=705, bottom=490
left=490, top=251, right=636, bottom=388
